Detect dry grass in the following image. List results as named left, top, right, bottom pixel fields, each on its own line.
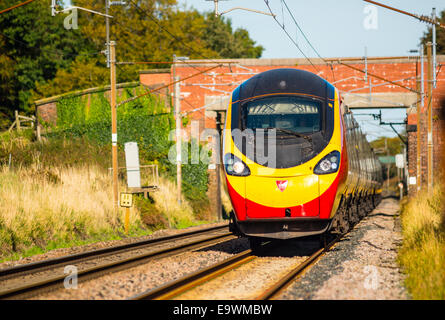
left=398, top=185, right=445, bottom=300
left=0, top=163, right=204, bottom=261
left=0, top=164, right=144, bottom=259
left=0, top=134, right=208, bottom=261
left=149, top=177, right=198, bottom=228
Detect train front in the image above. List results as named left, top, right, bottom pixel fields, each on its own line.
left=223, top=68, right=348, bottom=240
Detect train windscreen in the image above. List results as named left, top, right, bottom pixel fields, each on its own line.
left=243, top=96, right=322, bottom=134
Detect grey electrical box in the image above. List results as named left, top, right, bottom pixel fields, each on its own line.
left=125, top=142, right=141, bottom=188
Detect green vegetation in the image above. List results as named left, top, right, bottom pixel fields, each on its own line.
left=421, top=9, right=445, bottom=54
left=0, top=88, right=212, bottom=261
left=370, top=135, right=406, bottom=181
left=0, top=163, right=147, bottom=262
left=0, top=0, right=97, bottom=129
left=398, top=184, right=445, bottom=299
left=370, top=136, right=405, bottom=156
left=0, top=0, right=264, bottom=129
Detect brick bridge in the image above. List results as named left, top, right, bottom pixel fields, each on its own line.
left=140, top=56, right=445, bottom=210
left=36, top=56, right=445, bottom=219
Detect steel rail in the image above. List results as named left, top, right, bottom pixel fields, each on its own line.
left=131, top=248, right=259, bottom=300
left=0, top=225, right=233, bottom=299
left=0, top=224, right=228, bottom=278
left=255, top=235, right=341, bottom=300
left=132, top=235, right=341, bottom=301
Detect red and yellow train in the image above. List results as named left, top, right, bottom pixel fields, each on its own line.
left=222, top=68, right=382, bottom=246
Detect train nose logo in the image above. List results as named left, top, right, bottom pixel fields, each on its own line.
left=276, top=180, right=288, bottom=192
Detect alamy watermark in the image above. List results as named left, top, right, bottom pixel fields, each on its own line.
left=64, top=265, right=78, bottom=289
left=63, top=8, right=78, bottom=30
left=167, top=120, right=278, bottom=167
left=363, top=4, right=378, bottom=30
left=363, top=265, right=379, bottom=290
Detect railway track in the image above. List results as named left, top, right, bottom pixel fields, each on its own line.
left=131, top=235, right=340, bottom=300
left=0, top=224, right=234, bottom=300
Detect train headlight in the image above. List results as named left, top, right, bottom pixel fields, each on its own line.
left=224, top=154, right=251, bottom=176
left=314, top=151, right=340, bottom=175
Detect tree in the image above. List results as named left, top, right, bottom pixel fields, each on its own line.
left=34, top=1, right=264, bottom=98
left=1, top=0, right=264, bottom=127
left=420, top=9, right=445, bottom=54
left=202, top=13, right=264, bottom=59
left=0, top=0, right=96, bottom=128
left=370, top=136, right=405, bottom=155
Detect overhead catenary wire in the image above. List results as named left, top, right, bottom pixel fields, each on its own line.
left=337, top=60, right=419, bottom=94
left=117, top=60, right=238, bottom=65
left=280, top=0, right=336, bottom=82
left=127, top=0, right=226, bottom=66
left=280, top=0, right=326, bottom=64
left=116, top=64, right=222, bottom=107
left=363, top=0, right=445, bottom=29
left=263, top=0, right=322, bottom=75
left=121, top=0, right=238, bottom=98
left=0, top=0, right=36, bottom=15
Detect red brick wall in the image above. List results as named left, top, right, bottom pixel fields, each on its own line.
left=407, top=80, right=445, bottom=196
left=140, top=57, right=445, bottom=201
left=139, top=72, right=170, bottom=87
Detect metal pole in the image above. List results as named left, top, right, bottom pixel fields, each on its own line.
left=432, top=8, right=437, bottom=88
left=110, top=41, right=119, bottom=213
left=214, top=0, right=219, bottom=17
left=175, top=76, right=182, bottom=205
left=15, top=110, right=20, bottom=131
left=105, top=0, right=110, bottom=68
left=421, top=44, right=425, bottom=109
left=416, top=50, right=422, bottom=191
left=215, top=112, right=223, bottom=221
left=364, top=46, right=368, bottom=82
left=385, top=138, right=389, bottom=192
left=426, top=42, right=433, bottom=192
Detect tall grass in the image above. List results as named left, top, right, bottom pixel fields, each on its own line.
left=0, top=164, right=145, bottom=260
left=398, top=184, right=445, bottom=299
left=0, top=132, right=208, bottom=261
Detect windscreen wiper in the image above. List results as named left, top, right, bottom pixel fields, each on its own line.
left=261, top=127, right=312, bottom=140
left=260, top=127, right=314, bottom=149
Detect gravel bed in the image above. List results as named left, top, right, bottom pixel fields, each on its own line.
left=12, top=198, right=409, bottom=300
left=34, top=237, right=249, bottom=300
left=277, top=198, right=409, bottom=300
left=175, top=256, right=306, bottom=300
left=0, top=228, right=231, bottom=293
left=172, top=238, right=320, bottom=300
left=0, top=222, right=228, bottom=270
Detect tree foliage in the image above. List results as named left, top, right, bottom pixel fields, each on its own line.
left=0, top=0, right=264, bottom=128
left=202, top=13, right=264, bottom=59
left=421, top=9, right=445, bottom=54
left=370, top=136, right=405, bottom=156
left=0, top=0, right=96, bottom=129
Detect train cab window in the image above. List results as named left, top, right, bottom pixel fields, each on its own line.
left=243, top=96, right=322, bottom=135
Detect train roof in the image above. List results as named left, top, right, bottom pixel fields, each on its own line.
left=235, top=68, right=332, bottom=102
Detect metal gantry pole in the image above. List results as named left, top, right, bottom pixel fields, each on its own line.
left=175, top=76, right=182, bottom=205
left=426, top=42, right=433, bottom=192
left=110, top=41, right=119, bottom=213
left=105, top=0, right=110, bottom=67
left=416, top=51, right=421, bottom=192
left=432, top=8, right=437, bottom=89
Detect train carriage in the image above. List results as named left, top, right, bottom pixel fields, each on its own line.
left=222, top=68, right=382, bottom=245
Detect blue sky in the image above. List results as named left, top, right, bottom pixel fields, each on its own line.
left=178, top=0, right=444, bottom=141
left=179, top=0, right=444, bottom=58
